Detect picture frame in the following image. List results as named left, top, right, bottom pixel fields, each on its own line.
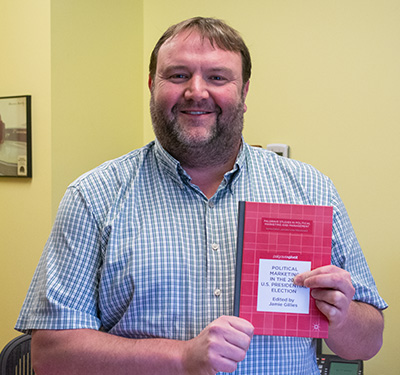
left=0, top=95, right=32, bottom=177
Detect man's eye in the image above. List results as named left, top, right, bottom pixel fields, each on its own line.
left=170, top=74, right=187, bottom=80
left=210, top=76, right=226, bottom=82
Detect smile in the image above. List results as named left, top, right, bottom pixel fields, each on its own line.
left=181, top=110, right=212, bottom=115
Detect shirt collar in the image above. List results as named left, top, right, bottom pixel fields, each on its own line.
left=154, top=139, right=189, bottom=188
left=226, top=139, right=247, bottom=193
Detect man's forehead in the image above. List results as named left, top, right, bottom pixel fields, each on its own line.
left=158, top=30, right=242, bottom=67
left=159, top=29, right=231, bottom=53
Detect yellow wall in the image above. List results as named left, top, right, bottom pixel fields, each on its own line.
left=2, top=1, right=399, bottom=374
left=51, top=0, right=144, bottom=215
left=0, top=0, right=52, bottom=348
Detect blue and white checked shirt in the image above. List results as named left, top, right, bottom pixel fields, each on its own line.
left=16, top=140, right=387, bottom=374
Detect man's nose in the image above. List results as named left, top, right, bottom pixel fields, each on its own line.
left=184, top=76, right=210, bottom=101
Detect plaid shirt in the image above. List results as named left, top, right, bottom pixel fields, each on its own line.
left=16, top=140, right=387, bottom=374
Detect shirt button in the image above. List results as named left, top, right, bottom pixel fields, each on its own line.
left=211, top=243, right=219, bottom=251
left=214, top=288, right=222, bottom=297
left=208, top=201, right=215, bottom=208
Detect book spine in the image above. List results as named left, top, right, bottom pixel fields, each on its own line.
left=233, top=201, right=246, bottom=316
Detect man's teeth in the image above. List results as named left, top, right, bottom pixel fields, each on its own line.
left=184, top=111, right=208, bottom=115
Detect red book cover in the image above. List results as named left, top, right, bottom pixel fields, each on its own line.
left=234, top=201, right=333, bottom=338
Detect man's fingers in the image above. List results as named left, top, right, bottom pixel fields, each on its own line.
left=222, top=327, right=252, bottom=353
left=294, top=265, right=354, bottom=297
left=193, top=316, right=253, bottom=373
left=211, top=316, right=253, bottom=351
left=227, top=316, right=254, bottom=338
left=314, top=299, right=339, bottom=320
left=311, top=288, right=345, bottom=306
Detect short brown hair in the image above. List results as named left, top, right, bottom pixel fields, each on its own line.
left=149, top=17, right=252, bottom=85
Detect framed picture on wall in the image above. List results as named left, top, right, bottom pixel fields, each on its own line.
left=0, top=95, right=32, bottom=177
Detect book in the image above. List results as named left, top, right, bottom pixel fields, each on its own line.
left=234, top=201, right=333, bottom=338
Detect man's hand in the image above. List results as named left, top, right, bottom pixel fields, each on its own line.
left=182, top=316, right=254, bottom=375
left=294, top=265, right=384, bottom=360
left=294, top=265, right=355, bottom=329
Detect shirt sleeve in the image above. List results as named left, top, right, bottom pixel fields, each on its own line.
left=15, top=185, right=103, bottom=333
left=329, top=180, right=387, bottom=310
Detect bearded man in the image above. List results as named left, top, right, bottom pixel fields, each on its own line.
left=16, top=17, right=386, bottom=375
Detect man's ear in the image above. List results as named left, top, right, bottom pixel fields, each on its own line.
left=148, top=75, right=153, bottom=91
left=243, top=80, right=250, bottom=113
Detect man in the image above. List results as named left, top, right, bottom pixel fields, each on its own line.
left=16, top=17, right=387, bottom=374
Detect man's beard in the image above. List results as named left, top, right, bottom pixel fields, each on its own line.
left=150, top=96, right=245, bottom=168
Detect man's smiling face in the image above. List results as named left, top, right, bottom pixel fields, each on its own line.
left=149, top=30, right=249, bottom=166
